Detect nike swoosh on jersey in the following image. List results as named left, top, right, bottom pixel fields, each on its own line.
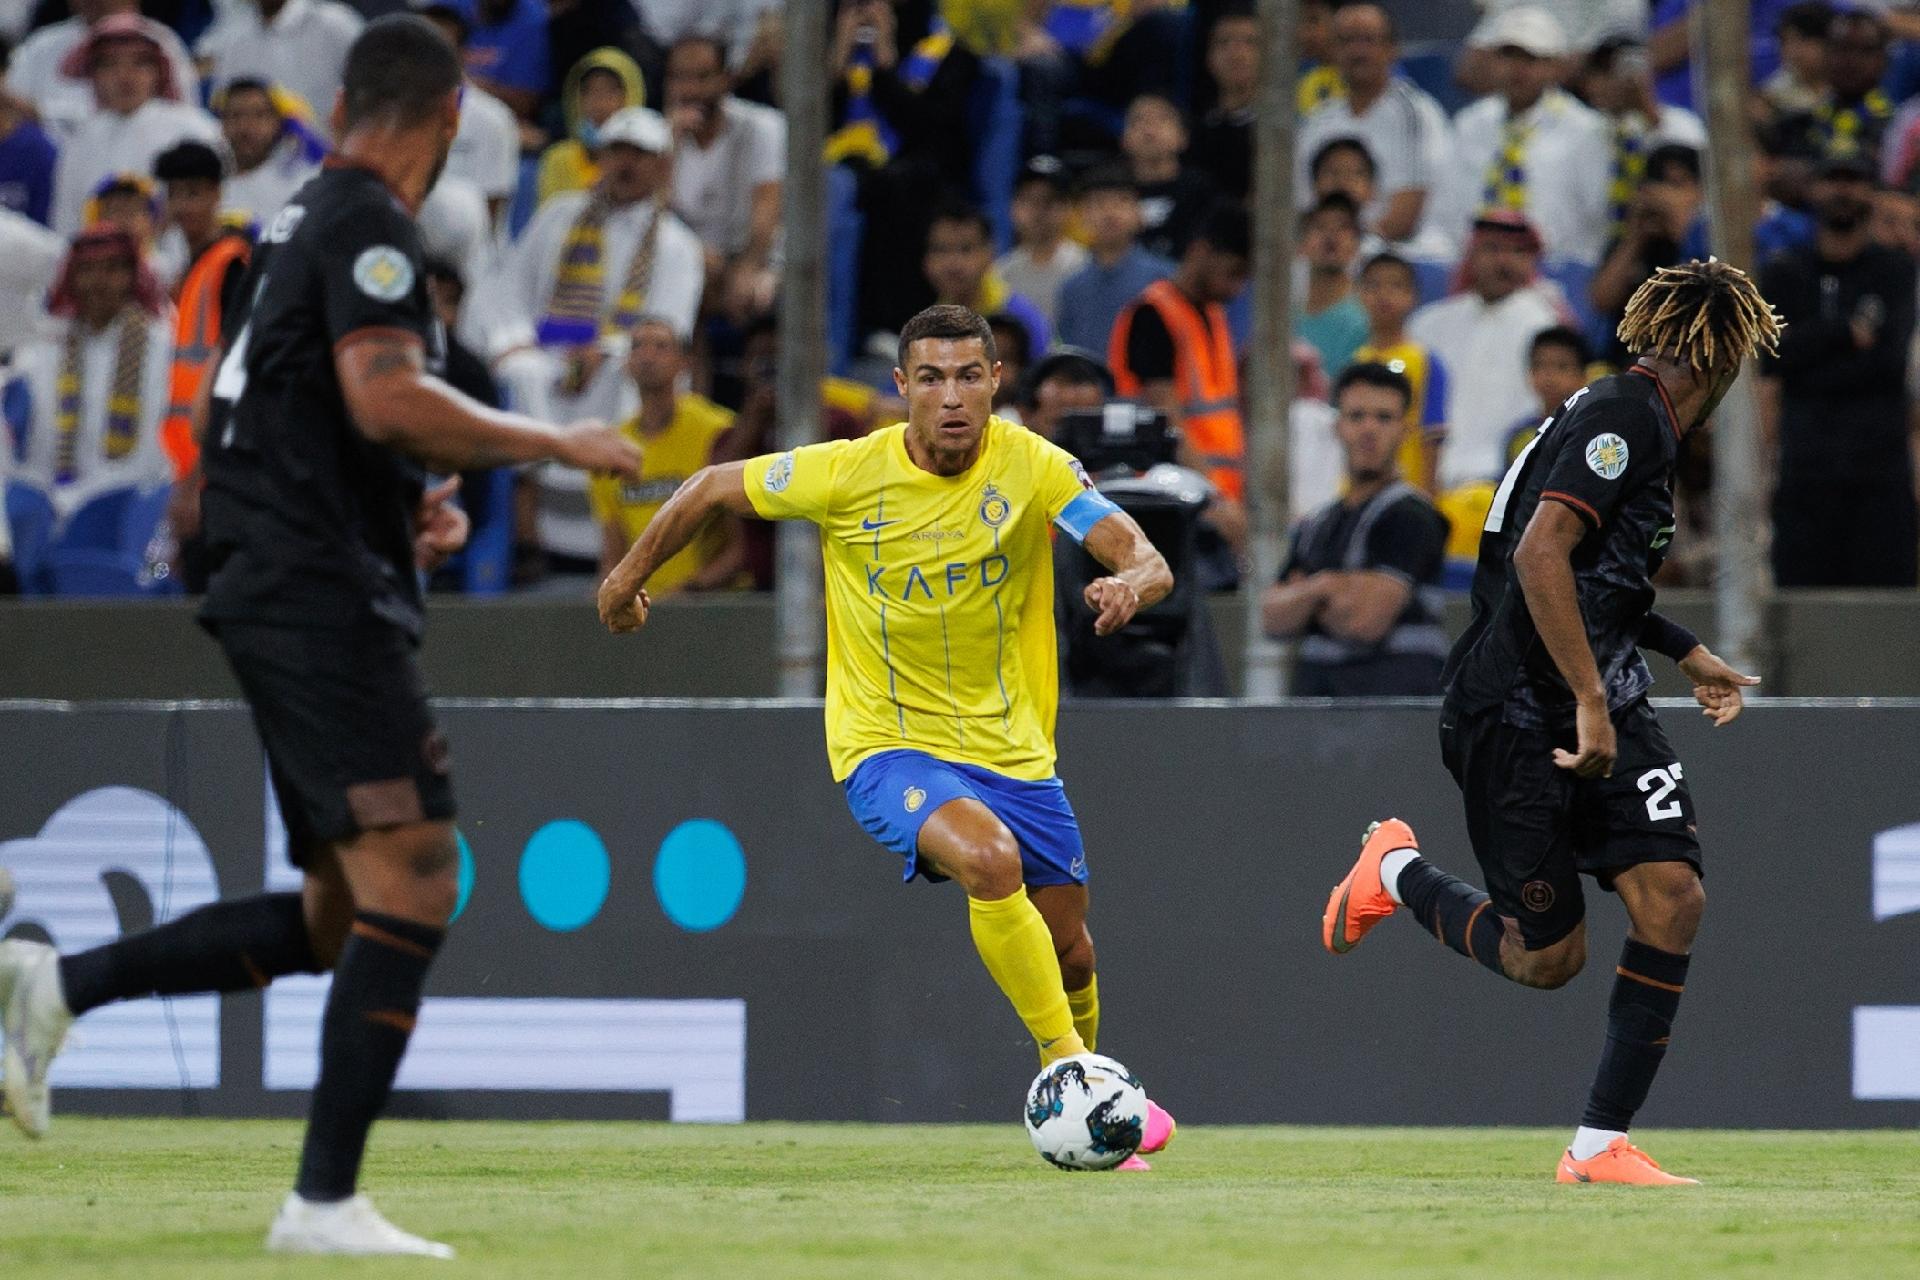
left=860, top=518, right=901, bottom=531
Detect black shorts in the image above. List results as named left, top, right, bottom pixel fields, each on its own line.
left=1439, top=698, right=1701, bottom=950
left=210, top=618, right=456, bottom=862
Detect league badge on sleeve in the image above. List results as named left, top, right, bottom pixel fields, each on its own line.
left=765, top=452, right=794, bottom=493
left=1585, top=432, right=1629, bottom=481
left=353, top=246, right=414, bottom=302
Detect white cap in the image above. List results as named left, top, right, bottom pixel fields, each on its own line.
left=1472, top=6, right=1569, bottom=59
left=598, top=106, right=671, bottom=154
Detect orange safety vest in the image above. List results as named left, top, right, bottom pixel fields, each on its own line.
left=162, top=233, right=251, bottom=479
left=1108, top=278, right=1246, bottom=501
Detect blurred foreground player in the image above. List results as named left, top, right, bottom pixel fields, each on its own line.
left=1322, top=261, right=1783, bottom=1184
left=0, top=16, right=637, bottom=1257
left=598, top=305, right=1182, bottom=1167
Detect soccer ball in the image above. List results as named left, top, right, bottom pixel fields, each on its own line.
left=1023, top=1053, right=1148, bottom=1171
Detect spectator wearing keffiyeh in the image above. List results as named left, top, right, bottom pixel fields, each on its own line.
left=9, top=225, right=173, bottom=514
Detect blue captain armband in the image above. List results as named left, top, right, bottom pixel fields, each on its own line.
left=1054, top=490, right=1123, bottom=544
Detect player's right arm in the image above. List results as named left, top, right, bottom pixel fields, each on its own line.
left=336, top=334, right=637, bottom=475
left=1514, top=499, right=1615, bottom=778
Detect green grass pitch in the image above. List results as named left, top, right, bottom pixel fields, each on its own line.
left=2, top=1121, right=1916, bottom=1278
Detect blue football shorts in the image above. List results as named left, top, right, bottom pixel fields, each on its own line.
left=842, top=749, right=1090, bottom=887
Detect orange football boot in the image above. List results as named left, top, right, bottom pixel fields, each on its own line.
left=1322, top=819, right=1417, bottom=954
left=1556, top=1137, right=1699, bottom=1186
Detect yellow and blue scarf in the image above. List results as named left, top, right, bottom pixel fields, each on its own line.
left=53, top=309, right=148, bottom=486
left=824, top=19, right=954, bottom=167
left=539, top=192, right=664, bottom=347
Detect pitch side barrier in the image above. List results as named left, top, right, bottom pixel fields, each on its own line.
left=1, top=697, right=1916, bottom=1128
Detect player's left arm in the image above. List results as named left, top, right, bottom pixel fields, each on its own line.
left=1079, top=512, right=1174, bottom=636
left=1638, top=611, right=1761, bottom=727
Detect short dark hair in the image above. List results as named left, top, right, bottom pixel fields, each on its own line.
left=1359, top=250, right=1416, bottom=286
left=926, top=200, right=993, bottom=245
left=1777, top=1, right=1834, bottom=40
left=154, top=140, right=223, bottom=184
left=1645, top=142, right=1702, bottom=185
left=897, top=304, right=996, bottom=371
left=1333, top=361, right=1412, bottom=413
left=1529, top=324, right=1592, bottom=367
left=1192, top=200, right=1250, bottom=259
left=1309, top=136, right=1377, bottom=182
left=1302, top=191, right=1362, bottom=231
left=340, top=15, right=464, bottom=132
left=1077, top=162, right=1136, bottom=199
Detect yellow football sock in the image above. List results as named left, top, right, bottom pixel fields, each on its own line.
left=967, top=888, right=1084, bottom=1064
left=1066, top=975, right=1099, bottom=1054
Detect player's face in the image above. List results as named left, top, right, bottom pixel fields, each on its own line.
left=923, top=220, right=990, bottom=303
left=895, top=337, right=1000, bottom=472
left=1529, top=345, right=1585, bottom=410
left=92, top=39, right=160, bottom=115
left=1357, top=264, right=1415, bottom=329
left=222, top=89, right=282, bottom=170
left=1335, top=383, right=1405, bottom=482
left=1206, top=18, right=1259, bottom=97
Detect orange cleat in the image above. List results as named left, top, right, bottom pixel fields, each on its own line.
left=1322, top=819, right=1417, bottom=955
left=1556, top=1137, right=1699, bottom=1186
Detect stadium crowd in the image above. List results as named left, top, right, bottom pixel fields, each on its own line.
left=0, top=0, right=1916, bottom=634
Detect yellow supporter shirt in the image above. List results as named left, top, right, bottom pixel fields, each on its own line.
left=1351, top=338, right=1449, bottom=488
left=743, top=416, right=1117, bottom=782
left=589, top=394, right=735, bottom=595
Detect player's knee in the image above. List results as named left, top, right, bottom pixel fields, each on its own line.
left=951, top=830, right=1023, bottom=898
left=1639, top=868, right=1705, bottom=945
left=1516, top=934, right=1585, bottom=990
left=1057, top=930, right=1095, bottom=990
left=357, top=825, right=460, bottom=926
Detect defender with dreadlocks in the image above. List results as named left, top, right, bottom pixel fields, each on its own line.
left=1320, top=259, right=1784, bottom=1185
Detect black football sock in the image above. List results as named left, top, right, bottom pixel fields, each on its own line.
left=1581, top=938, right=1690, bottom=1132
left=57, top=892, right=322, bottom=1016
left=1396, top=858, right=1508, bottom=977
left=294, top=911, right=443, bottom=1203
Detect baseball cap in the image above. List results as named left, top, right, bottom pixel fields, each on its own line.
left=1473, top=6, right=1569, bottom=59
left=598, top=106, right=671, bottom=153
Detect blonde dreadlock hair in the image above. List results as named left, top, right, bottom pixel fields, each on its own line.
left=1617, top=258, right=1785, bottom=372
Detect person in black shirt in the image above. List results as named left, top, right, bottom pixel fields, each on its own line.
left=1760, top=150, right=1919, bottom=587
left=1321, top=260, right=1782, bottom=1186
left=1262, top=362, right=1450, bottom=695
left=0, top=17, right=638, bottom=1259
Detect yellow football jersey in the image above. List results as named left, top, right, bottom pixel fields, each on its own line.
left=743, top=416, right=1118, bottom=782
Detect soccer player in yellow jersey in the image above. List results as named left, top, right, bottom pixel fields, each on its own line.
left=597, top=305, right=1181, bottom=1167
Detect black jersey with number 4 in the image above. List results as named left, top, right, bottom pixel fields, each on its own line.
left=1443, top=366, right=1683, bottom=729
left=200, top=163, right=444, bottom=638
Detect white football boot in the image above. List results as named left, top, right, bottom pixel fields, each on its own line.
left=265, top=1193, right=456, bottom=1259
left=0, top=939, right=73, bottom=1138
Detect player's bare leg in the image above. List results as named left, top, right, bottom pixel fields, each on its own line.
left=267, top=819, right=460, bottom=1258
left=917, top=800, right=1085, bottom=1065
left=1029, top=882, right=1173, bottom=1170
left=1557, top=861, right=1703, bottom=1186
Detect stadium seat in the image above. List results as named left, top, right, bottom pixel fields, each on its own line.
left=55, top=487, right=138, bottom=552
left=457, top=467, right=516, bottom=596
left=4, top=480, right=56, bottom=594
left=969, top=58, right=1024, bottom=254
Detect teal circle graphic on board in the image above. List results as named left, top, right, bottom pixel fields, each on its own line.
left=519, top=820, right=611, bottom=931
left=653, top=819, right=746, bottom=932
left=451, top=830, right=475, bottom=922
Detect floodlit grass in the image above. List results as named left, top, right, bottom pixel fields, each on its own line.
left=1, top=1121, right=1916, bottom=1278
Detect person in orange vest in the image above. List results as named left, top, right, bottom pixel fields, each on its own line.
left=154, top=139, right=251, bottom=591
left=1107, top=200, right=1253, bottom=558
